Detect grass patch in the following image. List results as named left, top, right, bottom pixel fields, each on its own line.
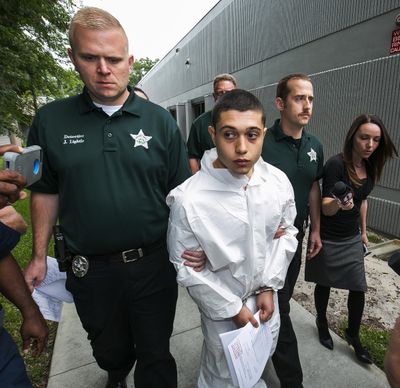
left=338, top=320, right=390, bottom=369
left=367, top=228, right=385, bottom=244
left=367, top=234, right=384, bottom=244
left=0, top=192, right=57, bottom=388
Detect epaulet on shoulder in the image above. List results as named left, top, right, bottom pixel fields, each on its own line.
left=38, top=95, right=79, bottom=113
left=193, top=110, right=210, bottom=124
left=305, top=129, right=323, bottom=145
left=145, top=99, right=168, bottom=113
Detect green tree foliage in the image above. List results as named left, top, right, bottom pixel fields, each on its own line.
left=129, top=57, right=158, bottom=86
left=0, top=0, right=80, bottom=136
left=61, top=68, right=83, bottom=96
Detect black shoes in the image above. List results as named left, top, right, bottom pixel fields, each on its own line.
left=314, top=320, right=373, bottom=364
left=344, top=329, right=373, bottom=364
left=315, top=317, right=334, bottom=350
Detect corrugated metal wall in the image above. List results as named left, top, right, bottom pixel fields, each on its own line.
left=141, top=0, right=400, bottom=236
left=141, top=0, right=400, bottom=103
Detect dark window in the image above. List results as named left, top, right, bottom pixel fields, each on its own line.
left=192, top=101, right=205, bottom=119
left=168, top=107, right=177, bottom=120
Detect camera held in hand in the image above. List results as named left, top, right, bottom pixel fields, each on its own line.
left=3, top=145, right=43, bottom=186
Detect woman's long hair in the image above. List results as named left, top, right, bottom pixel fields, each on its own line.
left=343, top=114, right=398, bottom=187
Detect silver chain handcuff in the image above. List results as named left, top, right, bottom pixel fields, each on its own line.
left=242, top=286, right=273, bottom=304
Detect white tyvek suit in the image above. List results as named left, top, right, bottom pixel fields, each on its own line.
left=167, top=149, right=298, bottom=388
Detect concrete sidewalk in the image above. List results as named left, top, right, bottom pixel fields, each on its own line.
left=47, top=287, right=389, bottom=387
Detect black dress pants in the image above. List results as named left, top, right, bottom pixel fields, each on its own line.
left=272, top=232, right=304, bottom=388
left=66, top=246, right=178, bottom=388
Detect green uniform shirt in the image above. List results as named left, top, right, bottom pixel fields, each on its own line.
left=186, top=110, right=214, bottom=159
left=28, top=87, right=191, bottom=255
left=261, top=119, right=324, bottom=229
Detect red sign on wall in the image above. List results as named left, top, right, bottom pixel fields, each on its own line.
left=390, top=28, right=400, bottom=55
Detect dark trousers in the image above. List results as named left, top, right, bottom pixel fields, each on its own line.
left=272, top=232, right=304, bottom=388
left=0, top=325, right=32, bottom=388
left=66, top=246, right=178, bottom=388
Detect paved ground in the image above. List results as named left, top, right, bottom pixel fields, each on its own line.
left=47, top=287, right=389, bottom=387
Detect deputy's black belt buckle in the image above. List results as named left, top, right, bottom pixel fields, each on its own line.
left=72, top=255, right=89, bottom=277
left=122, top=248, right=143, bottom=263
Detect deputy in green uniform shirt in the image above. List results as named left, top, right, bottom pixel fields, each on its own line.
left=187, top=73, right=236, bottom=173
left=24, top=7, right=196, bottom=388
left=261, top=74, right=324, bottom=388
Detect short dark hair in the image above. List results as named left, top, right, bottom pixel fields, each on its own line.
left=211, top=89, right=265, bottom=128
left=276, top=73, right=312, bottom=101
left=343, top=114, right=398, bottom=186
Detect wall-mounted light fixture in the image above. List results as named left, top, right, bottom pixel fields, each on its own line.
left=185, top=58, right=191, bottom=69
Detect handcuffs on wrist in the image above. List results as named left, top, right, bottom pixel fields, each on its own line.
left=253, top=286, right=273, bottom=296
left=242, top=286, right=273, bottom=304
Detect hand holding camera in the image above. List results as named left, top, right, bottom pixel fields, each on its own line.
left=0, top=145, right=29, bottom=208
left=3, top=145, right=43, bottom=187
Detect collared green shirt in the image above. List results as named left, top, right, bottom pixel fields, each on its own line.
left=28, top=87, right=191, bottom=255
left=186, top=110, right=214, bottom=159
left=261, top=119, right=324, bottom=229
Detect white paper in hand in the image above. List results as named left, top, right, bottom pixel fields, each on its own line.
left=219, top=311, right=272, bottom=388
left=32, top=256, right=73, bottom=322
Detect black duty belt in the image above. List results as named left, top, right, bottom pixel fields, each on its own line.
left=69, top=239, right=166, bottom=278
left=74, top=239, right=166, bottom=263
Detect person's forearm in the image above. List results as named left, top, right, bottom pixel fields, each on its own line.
left=30, top=192, right=59, bottom=259
left=24, top=192, right=58, bottom=290
left=360, top=199, right=368, bottom=235
left=308, top=181, right=321, bottom=232
left=0, top=254, right=39, bottom=317
left=307, top=182, right=323, bottom=258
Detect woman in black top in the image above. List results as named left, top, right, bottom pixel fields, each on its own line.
left=305, top=114, right=398, bottom=363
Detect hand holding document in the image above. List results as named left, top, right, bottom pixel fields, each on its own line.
left=220, top=310, right=272, bottom=388
left=32, top=256, right=73, bottom=322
